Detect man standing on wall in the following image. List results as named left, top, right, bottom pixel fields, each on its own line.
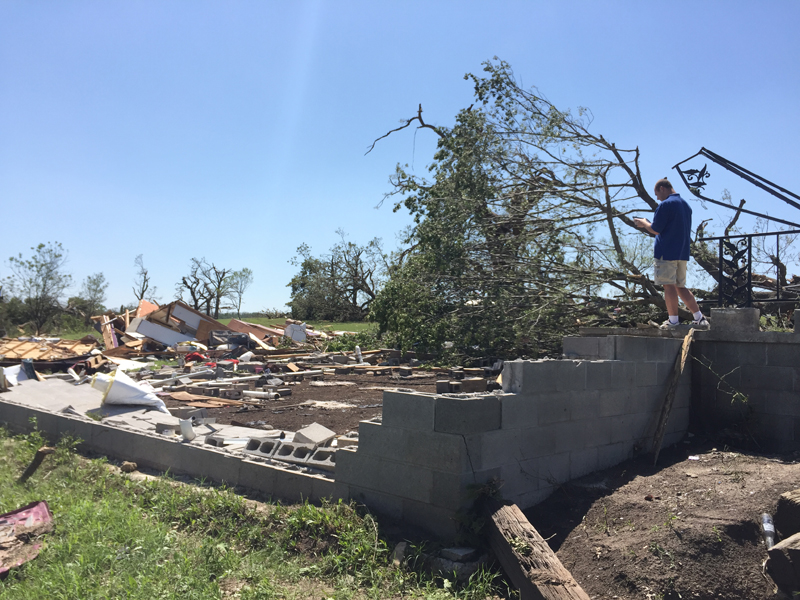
left=634, top=178, right=710, bottom=330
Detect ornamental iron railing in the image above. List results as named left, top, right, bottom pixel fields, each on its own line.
left=672, top=149, right=800, bottom=307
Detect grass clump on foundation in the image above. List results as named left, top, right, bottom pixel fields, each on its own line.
left=0, top=427, right=507, bottom=599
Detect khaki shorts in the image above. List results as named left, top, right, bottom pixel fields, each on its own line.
left=654, top=259, right=687, bottom=286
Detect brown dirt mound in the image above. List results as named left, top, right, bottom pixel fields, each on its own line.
left=526, top=438, right=800, bottom=599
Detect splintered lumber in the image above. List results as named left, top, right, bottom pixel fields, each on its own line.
left=768, top=532, right=800, bottom=591
left=776, top=489, right=800, bottom=537
left=652, top=328, right=694, bottom=464
left=18, top=447, right=56, bottom=484
left=484, top=499, right=590, bottom=600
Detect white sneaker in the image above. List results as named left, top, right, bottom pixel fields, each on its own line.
left=692, top=317, right=710, bottom=330
left=659, top=319, right=680, bottom=330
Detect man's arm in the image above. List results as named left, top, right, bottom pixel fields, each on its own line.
left=633, top=218, right=659, bottom=235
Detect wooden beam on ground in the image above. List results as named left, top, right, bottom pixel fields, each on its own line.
left=652, top=328, right=694, bottom=465
left=484, top=499, right=590, bottom=600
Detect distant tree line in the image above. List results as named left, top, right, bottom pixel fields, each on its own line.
left=1, top=245, right=255, bottom=335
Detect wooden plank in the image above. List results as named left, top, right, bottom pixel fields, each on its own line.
left=776, top=489, right=800, bottom=537
left=768, top=532, right=800, bottom=591
left=652, top=329, right=694, bottom=464
left=286, top=362, right=301, bottom=372
left=484, top=499, right=590, bottom=600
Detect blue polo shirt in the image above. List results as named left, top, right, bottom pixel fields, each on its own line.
left=651, top=193, right=692, bottom=261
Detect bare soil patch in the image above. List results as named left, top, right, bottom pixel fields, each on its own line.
left=163, top=370, right=439, bottom=434
left=527, top=438, right=800, bottom=599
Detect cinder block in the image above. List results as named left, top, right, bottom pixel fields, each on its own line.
left=537, top=392, right=572, bottom=425
left=563, top=336, right=615, bottom=360
left=611, top=361, right=637, bottom=388
left=767, top=344, right=800, bottom=368
left=598, top=442, right=630, bottom=469
left=355, top=422, right=404, bottom=459
left=665, top=407, right=690, bottom=434
left=562, top=336, right=597, bottom=358
left=586, top=361, right=615, bottom=389
left=294, top=422, right=336, bottom=446
left=335, top=451, right=434, bottom=504
left=428, top=470, right=465, bottom=509
left=382, top=391, right=436, bottom=430
left=347, top=484, right=403, bottom=520
left=307, top=448, right=336, bottom=472
left=435, top=395, right=501, bottom=434
left=765, top=391, right=800, bottom=417
left=502, top=360, right=524, bottom=393
left=401, top=498, right=459, bottom=539
left=741, top=365, right=794, bottom=392
left=56, top=415, right=96, bottom=446
left=646, top=337, right=682, bottom=363
left=177, top=444, right=242, bottom=486
left=610, top=413, right=652, bottom=445
left=404, top=429, right=467, bottom=471
left=555, top=361, right=587, bottom=392
left=569, top=391, right=601, bottom=421
left=472, top=429, right=519, bottom=470
left=570, top=447, right=599, bottom=480
left=436, top=380, right=450, bottom=394
left=574, top=416, right=613, bottom=448
left=709, top=307, right=759, bottom=332
left=497, top=458, right=539, bottom=500
left=272, top=441, right=315, bottom=466
left=614, top=336, right=649, bottom=362
left=598, top=389, right=631, bottom=418
left=501, top=394, right=537, bottom=429
left=243, top=437, right=281, bottom=459
left=272, top=466, right=315, bottom=503
left=538, top=451, right=570, bottom=485
left=520, top=360, right=559, bottom=393
left=460, top=378, right=487, bottom=393
left=237, top=459, right=278, bottom=493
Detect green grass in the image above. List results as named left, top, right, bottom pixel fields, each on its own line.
left=0, top=427, right=506, bottom=599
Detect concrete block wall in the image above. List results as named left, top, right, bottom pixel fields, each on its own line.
left=337, top=336, right=691, bottom=537
left=691, top=337, right=800, bottom=451
left=0, top=395, right=335, bottom=503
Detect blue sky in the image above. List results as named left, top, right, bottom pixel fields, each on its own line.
left=2, top=1, right=799, bottom=312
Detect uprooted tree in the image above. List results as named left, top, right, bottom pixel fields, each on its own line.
left=367, top=58, right=797, bottom=359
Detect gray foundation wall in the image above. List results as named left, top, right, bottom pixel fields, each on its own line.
left=336, top=335, right=691, bottom=537
left=691, top=334, right=800, bottom=452
left=0, top=395, right=335, bottom=503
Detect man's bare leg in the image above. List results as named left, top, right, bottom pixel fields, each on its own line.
left=664, top=284, right=680, bottom=318
left=677, top=287, right=701, bottom=314
left=664, top=284, right=702, bottom=320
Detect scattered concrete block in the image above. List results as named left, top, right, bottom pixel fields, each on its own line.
left=272, top=441, right=315, bottom=466
left=436, top=380, right=450, bottom=394
left=243, top=437, right=282, bottom=459
left=334, top=367, right=353, bottom=375
left=294, top=422, right=336, bottom=446
left=307, top=448, right=336, bottom=472
left=448, top=381, right=462, bottom=393
left=460, top=377, right=487, bottom=393
left=441, top=547, right=478, bottom=562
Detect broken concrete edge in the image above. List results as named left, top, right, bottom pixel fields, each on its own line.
left=0, top=395, right=336, bottom=506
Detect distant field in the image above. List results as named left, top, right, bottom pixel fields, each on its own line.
left=220, top=317, right=375, bottom=334
left=53, top=318, right=376, bottom=341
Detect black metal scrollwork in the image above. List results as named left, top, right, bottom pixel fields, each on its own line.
left=678, top=163, right=710, bottom=192
left=718, top=237, right=751, bottom=307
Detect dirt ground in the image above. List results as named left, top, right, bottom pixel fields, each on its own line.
left=162, top=370, right=440, bottom=435
left=164, top=371, right=799, bottom=598
left=527, top=437, right=800, bottom=599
